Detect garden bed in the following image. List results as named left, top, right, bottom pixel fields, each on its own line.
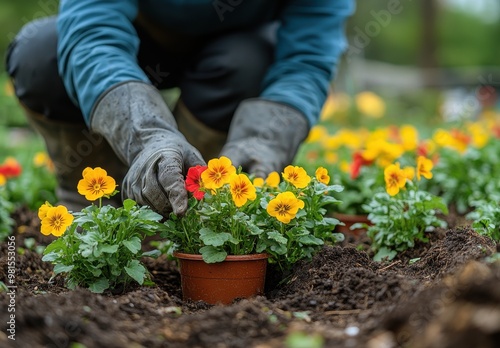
left=1, top=208, right=499, bottom=347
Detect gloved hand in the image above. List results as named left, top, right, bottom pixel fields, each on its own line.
left=220, top=99, right=310, bottom=178
left=90, top=82, right=205, bottom=216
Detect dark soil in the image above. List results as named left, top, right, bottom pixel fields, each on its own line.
left=1, top=208, right=500, bottom=348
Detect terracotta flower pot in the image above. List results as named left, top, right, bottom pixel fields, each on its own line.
left=173, top=252, right=269, bottom=305
left=333, top=213, right=371, bottom=239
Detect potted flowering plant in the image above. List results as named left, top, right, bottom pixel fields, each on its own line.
left=162, top=156, right=344, bottom=304
left=41, top=167, right=165, bottom=293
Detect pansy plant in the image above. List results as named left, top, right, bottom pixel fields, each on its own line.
left=41, top=167, right=166, bottom=293
left=162, top=157, right=345, bottom=272
left=359, top=156, right=449, bottom=261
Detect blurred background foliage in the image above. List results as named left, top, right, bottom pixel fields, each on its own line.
left=0, top=0, right=499, bottom=130
left=348, top=0, right=500, bottom=67
left=1, top=0, right=499, bottom=69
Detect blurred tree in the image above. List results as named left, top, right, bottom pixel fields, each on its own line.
left=420, top=0, right=440, bottom=86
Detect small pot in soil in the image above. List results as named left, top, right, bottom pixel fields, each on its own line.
left=173, top=252, right=269, bottom=305
left=333, top=212, right=372, bottom=239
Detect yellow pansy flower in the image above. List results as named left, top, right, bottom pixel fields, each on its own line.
left=266, top=191, right=305, bottom=224
left=315, top=167, right=330, bottom=185
left=467, top=122, right=489, bottom=149
left=201, top=156, right=236, bottom=190
left=339, top=160, right=350, bottom=174
left=305, top=125, right=328, bottom=143
left=40, top=205, right=74, bottom=237
left=384, top=163, right=406, bottom=196
left=403, top=166, right=415, bottom=181
left=265, top=172, right=280, bottom=188
left=230, top=174, right=256, bottom=207
left=356, top=91, right=386, bottom=119
left=253, top=177, right=264, bottom=188
left=77, top=167, right=117, bottom=201
left=400, top=125, right=419, bottom=151
left=33, top=152, right=55, bottom=172
left=38, top=201, right=53, bottom=220
left=282, top=165, right=311, bottom=189
left=416, top=156, right=433, bottom=181
left=325, top=152, right=337, bottom=164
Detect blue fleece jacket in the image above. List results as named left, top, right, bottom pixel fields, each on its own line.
left=57, top=0, right=354, bottom=126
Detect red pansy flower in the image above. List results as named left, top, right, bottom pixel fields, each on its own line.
left=350, top=151, right=373, bottom=180
left=185, top=165, right=208, bottom=200
left=0, top=157, right=22, bottom=178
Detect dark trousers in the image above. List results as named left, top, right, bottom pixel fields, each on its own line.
left=5, top=16, right=275, bottom=132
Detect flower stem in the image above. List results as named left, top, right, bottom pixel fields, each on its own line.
left=180, top=219, right=191, bottom=245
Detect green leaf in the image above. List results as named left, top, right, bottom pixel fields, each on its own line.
left=409, top=257, right=421, bottom=264
left=79, top=231, right=100, bottom=245
left=0, top=281, right=9, bottom=292
left=23, top=237, right=36, bottom=250
left=199, top=246, right=227, bottom=263
left=80, top=245, right=94, bottom=258
left=373, top=247, right=397, bottom=262
left=285, top=331, right=324, bottom=348
left=125, top=260, right=146, bottom=285
left=41, top=251, right=59, bottom=262
left=35, top=246, right=46, bottom=255
left=247, top=223, right=263, bottom=236
left=90, top=267, right=102, bottom=277
left=43, top=238, right=64, bottom=255
left=100, top=244, right=119, bottom=253
left=123, top=199, right=136, bottom=211
left=270, top=243, right=287, bottom=255
left=323, top=217, right=341, bottom=226
left=53, top=264, right=74, bottom=275
left=227, top=235, right=240, bottom=245
left=199, top=228, right=230, bottom=247
left=89, top=278, right=110, bottom=293
left=135, top=209, right=163, bottom=222
left=332, top=232, right=345, bottom=243
left=323, top=184, right=344, bottom=193
left=142, top=250, right=161, bottom=258
left=123, top=236, right=142, bottom=254
left=266, top=231, right=287, bottom=244
left=297, top=235, right=324, bottom=245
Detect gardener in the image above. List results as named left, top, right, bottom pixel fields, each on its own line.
left=5, top=0, right=353, bottom=216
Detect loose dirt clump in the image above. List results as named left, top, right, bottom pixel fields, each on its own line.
left=377, top=261, right=500, bottom=348
left=406, top=227, right=496, bottom=281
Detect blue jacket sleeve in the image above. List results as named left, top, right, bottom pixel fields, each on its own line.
left=57, top=0, right=150, bottom=124
left=260, top=0, right=354, bottom=127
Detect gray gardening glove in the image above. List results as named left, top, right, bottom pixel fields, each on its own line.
left=220, top=99, right=310, bottom=178
left=89, top=82, right=205, bottom=216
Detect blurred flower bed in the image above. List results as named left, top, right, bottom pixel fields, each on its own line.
left=294, top=90, right=500, bottom=218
